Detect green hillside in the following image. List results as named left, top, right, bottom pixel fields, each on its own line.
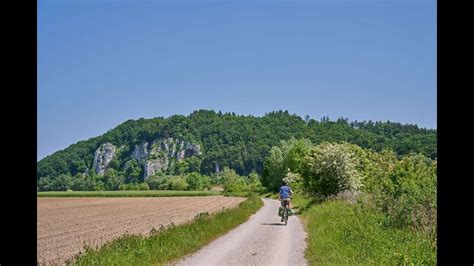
left=37, top=110, right=436, bottom=190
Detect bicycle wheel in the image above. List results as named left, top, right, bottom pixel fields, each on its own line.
left=284, top=207, right=288, bottom=225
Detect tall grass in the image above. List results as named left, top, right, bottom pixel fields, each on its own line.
left=37, top=190, right=221, bottom=197
left=71, top=194, right=263, bottom=265
left=292, top=194, right=436, bottom=265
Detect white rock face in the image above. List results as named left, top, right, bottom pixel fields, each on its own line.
left=130, top=137, right=202, bottom=179
left=93, top=143, right=116, bottom=175
left=133, top=143, right=149, bottom=162
left=144, top=159, right=166, bottom=178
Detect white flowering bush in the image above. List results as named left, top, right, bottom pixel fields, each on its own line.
left=304, top=142, right=364, bottom=196
left=283, top=169, right=303, bottom=192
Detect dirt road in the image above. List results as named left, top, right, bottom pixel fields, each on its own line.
left=173, top=198, right=308, bottom=266
left=37, top=196, right=244, bottom=265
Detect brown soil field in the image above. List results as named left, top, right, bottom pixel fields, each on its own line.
left=37, top=196, right=245, bottom=265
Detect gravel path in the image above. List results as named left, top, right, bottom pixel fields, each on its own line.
left=173, top=198, right=308, bottom=266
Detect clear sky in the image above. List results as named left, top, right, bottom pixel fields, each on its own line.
left=38, top=0, right=436, bottom=161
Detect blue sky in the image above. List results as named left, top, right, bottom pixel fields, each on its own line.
left=38, top=0, right=436, bottom=160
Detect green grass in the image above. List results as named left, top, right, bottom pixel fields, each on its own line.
left=37, top=190, right=221, bottom=197
left=71, top=194, right=263, bottom=265
left=292, top=194, right=436, bottom=265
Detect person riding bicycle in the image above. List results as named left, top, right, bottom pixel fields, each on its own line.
left=279, top=181, right=293, bottom=222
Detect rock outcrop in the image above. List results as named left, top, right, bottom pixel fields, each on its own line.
left=133, top=143, right=149, bottom=162
left=93, top=142, right=116, bottom=175
left=129, top=137, right=202, bottom=179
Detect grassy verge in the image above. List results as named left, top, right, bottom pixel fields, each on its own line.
left=37, top=190, right=221, bottom=197
left=71, top=194, right=263, bottom=265
left=292, top=194, right=436, bottom=265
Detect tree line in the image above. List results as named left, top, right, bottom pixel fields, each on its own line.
left=37, top=109, right=436, bottom=189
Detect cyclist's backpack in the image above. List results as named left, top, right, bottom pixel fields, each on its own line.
left=278, top=207, right=284, bottom=217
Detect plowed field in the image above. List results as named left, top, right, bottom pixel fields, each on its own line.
left=37, top=196, right=245, bottom=265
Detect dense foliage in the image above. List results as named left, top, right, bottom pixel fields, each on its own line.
left=263, top=139, right=437, bottom=245
left=38, top=110, right=436, bottom=190
left=304, top=142, right=365, bottom=196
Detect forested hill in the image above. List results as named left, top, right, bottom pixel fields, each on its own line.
left=38, top=110, right=436, bottom=179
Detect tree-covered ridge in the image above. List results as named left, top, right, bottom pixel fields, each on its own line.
left=37, top=110, right=436, bottom=180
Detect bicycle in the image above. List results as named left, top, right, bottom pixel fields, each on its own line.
left=280, top=198, right=290, bottom=225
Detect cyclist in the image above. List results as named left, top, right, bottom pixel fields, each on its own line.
left=279, top=181, right=293, bottom=222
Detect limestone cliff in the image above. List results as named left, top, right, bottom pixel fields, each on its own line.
left=129, top=137, right=202, bottom=179
left=92, top=142, right=116, bottom=175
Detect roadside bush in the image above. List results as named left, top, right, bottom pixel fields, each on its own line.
left=357, top=152, right=437, bottom=243
left=304, top=142, right=364, bottom=196
left=360, top=149, right=398, bottom=195
left=385, top=155, right=437, bottom=236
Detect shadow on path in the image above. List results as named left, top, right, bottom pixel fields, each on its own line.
left=260, top=223, right=286, bottom=226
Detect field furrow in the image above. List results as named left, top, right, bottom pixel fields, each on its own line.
left=37, top=196, right=244, bottom=265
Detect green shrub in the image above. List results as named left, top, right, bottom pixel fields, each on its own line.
left=210, top=173, right=224, bottom=185
left=70, top=175, right=97, bottom=191
left=304, top=142, right=365, bottom=196
left=243, top=172, right=264, bottom=193
left=103, top=170, right=125, bottom=191
left=356, top=152, right=437, bottom=242
left=168, top=176, right=189, bottom=190
left=37, top=177, right=53, bottom=191
left=220, top=167, right=246, bottom=192
left=185, top=172, right=209, bottom=191
left=138, top=183, right=150, bottom=191
left=261, top=137, right=312, bottom=192
left=145, top=175, right=160, bottom=190
left=145, top=175, right=170, bottom=190
left=385, top=155, right=436, bottom=236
